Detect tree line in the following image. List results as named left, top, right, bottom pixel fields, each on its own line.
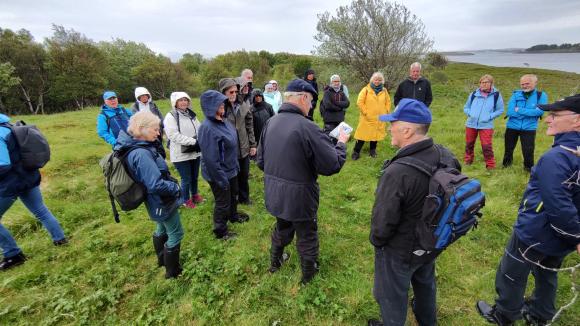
left=0, top=25, right=318, bottom=115
left=525, top=43, right=580, bottom=52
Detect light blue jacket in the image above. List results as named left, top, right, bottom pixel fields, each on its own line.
left=506, top=89, right=548, bottom=131
left=463, top=87, right=504, bottom=130
left=96, top=105, right=133, bottom=146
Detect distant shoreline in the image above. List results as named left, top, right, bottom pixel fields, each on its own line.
left=522, top=50, right=580, bottom=54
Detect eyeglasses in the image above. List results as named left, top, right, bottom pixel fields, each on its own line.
left=106, top=97, right=117, bottom=100
left=228, top=90, right=238, bottom=95
left=547, top=112, right=578, bottom=119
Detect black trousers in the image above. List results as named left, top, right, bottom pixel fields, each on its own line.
left=237, top=156, right=250, bottom=203
left=502, top=128, right=537, bottom=170
left=271, top=217, right=319, bottom=261
left=494, top=233, right=564, bottom=322
left=208, top=176, right=238, bottom=237
left=353, top=140, right=377, bottom=153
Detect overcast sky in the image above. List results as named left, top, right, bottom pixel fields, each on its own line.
left=1, top=0, right=579, bottom=59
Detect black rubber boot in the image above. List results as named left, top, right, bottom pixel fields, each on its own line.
left=369, top=149, right=377, bottom=158
left=269, top=246, right=290, bottom=273
left=163, top=243, right=183, bottom=279
left=300, top=258, right=319, bottom=284
left=0, top=252, right=26, bottom=271
left=476, top=300, right=514, bottom=325
left=152, top=233, right=168, bottom=267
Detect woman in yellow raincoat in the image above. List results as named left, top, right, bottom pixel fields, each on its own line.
left=352, top=72, right=391, bottom=160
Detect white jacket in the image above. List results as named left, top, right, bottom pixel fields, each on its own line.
left=163, top=108, right=202, bottom=163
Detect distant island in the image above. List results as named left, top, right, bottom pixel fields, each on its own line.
left=525, top=43, right=580, bottom=53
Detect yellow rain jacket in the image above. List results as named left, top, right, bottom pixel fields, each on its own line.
left=354, top=84, right=391, bottom=141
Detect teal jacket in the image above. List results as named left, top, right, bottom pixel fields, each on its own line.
left=506, top=89, right=548, bottom=131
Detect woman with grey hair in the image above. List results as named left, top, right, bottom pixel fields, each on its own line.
left=115, top=111, right=184, bottom=278
left=320, top=74, right=350, bottom=140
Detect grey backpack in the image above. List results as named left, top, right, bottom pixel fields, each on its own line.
left=99, top=146, right=146, bottom=223
left=2, top=120, right=51, bottom=170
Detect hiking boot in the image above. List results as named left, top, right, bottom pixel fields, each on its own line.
left=522, top=301, right=548, bottom=326
left=53, top=238, right=68, bottom=246
left=300, top=258, right=319, bottom=284
left=367, top=319, right=384, bottom=326
left=163, top=243, right=182, bottom=279
left=230, top=212, right=250, bottom=223
left=191, top=193, right=204, bottom=204
left=269, top=246, right=290, bottom=273
left=476, top=301, right=514, bottom=325
left=0, top=252, right=26, bottom=271
left=217, top=231, right=237, bottom=240
left=369, top=149, right=377, bottom=158
left=152, top=233, right=168, bottom=267
left=351, top=151, right=360, bottom=161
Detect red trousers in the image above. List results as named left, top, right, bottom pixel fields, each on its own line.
left=465, top=127, right=495, bottom=168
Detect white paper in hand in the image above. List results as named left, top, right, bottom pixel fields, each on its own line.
left=329, top=122, right=353, bottom=139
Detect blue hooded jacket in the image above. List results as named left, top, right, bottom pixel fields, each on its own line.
left=463, top=87, right=504, bottom=130
left=506, top=89, right=548, bottom=131
left=514, top=132, right=580, bottom=256
left=114, top=130, right=180, bottom=222
left=198, top=90, right=239, bottom=189
left=97, top=105, right=133, bottom=146
left=0, top=114, right=42, bottom=197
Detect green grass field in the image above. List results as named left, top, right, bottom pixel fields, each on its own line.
left=1, top=63, right=579, bottom=325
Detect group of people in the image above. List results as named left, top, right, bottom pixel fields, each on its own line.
left=1, top=64, right=578, bottom=326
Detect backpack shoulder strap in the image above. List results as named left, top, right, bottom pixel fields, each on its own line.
left=470, top=91, right=476, bottom=105
left=170, top=110, right=180, bottom=132
left=393, top=156, right=436, bottom=177
left=536, top=91, right=543, bottom=102
left=493, top=92, right=499, bottom=107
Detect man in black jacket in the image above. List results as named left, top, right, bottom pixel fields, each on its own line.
left=257, top=79, right=349, bottom=284
left=368, top=99, right=460, bottom=326
left=394, top=62, right=433, bottom=107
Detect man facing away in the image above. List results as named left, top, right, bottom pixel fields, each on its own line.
left=368, top=99, right=461, bottom=326
left=393, top=62, right=433, bottom=107
left=257, top=79, right=349, bottom=284
left=477, top=94, right=580, bottom=326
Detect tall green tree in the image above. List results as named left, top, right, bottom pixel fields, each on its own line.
left=46, top=25, right=107, bottom=109
left=0, top=62, right=21, bottom=113
left=132, top=55, right=176, bottom=99
left=315, top=0, right=433, bottom=89
left=0, top=28, right=48, bottom=114
left=99, top=38, right=156, bottom=102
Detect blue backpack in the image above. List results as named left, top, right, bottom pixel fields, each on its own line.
left=393, top=145, right=485, bottom=257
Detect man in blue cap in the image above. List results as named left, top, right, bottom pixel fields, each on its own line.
left=368, top=99, right=460, bottom=326
left=477, top=94, right=580, bottom=326
left=257, top=79, right=349, bottom=284
left=97, top=91, right=133, bottom=146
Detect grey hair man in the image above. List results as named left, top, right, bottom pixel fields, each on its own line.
left=394, top=62, right=433, bottom=107
left=257, top=79, right=349, bottom=284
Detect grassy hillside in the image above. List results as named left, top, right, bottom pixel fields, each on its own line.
left=1, top=63, right=579, bottom=325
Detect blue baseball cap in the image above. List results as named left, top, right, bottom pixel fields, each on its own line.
left=379, top=98, right=432, bottom=124
left=286, top=79, right=318, bottom=96
left=103, top=91, right=117, bottom=100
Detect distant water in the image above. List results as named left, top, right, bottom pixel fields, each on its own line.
left=447, top=51, right=580, bottom=74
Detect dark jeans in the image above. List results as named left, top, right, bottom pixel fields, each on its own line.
left=502, top=128, right=536, bottom=170
left=173, top=158, right=201, bottom=203
left=353, top=140, right=377, bottom=153
left=373, top=246, right=437, bottom=326
left=494, top=233, right=564, bottom=322
left=271, top=217, right=319, bottom=261
left=208, top=176, right=238, bottom=237
left=237, top=156, right=250, bottom=203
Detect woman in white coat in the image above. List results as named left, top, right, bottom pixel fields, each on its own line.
left=164, top=92, right=203, bottom=208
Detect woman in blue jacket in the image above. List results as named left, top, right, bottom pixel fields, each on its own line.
left=0, top=114, right=67, bottom=271
left=502, top=74, right=548, bottom=171
left=463, top=74, right=504, bottom=169
left=198, top=90, right=249, bottom=240
left=116, top=112, right=183, bottom=278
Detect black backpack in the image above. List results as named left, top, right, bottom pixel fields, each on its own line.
left=2, top=120, right=51, bottom=170
left=391, top=145, right=485, bottom=258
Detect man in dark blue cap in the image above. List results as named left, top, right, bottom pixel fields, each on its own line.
left=97, top=90, right=133, bottom=147
left=257, top=79, right=349, bottom=284
left=477, top=94, right=580, bottom=326
left=368, top=99, right=460, bottom=326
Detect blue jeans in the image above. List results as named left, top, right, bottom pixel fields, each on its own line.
left=173, top=158, right=200, bottom=202
left=373, top=246, right=437, bottom=326
left=154, top=210, right=183, bottom=248
left=0, top=186, right=66, bottom=258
